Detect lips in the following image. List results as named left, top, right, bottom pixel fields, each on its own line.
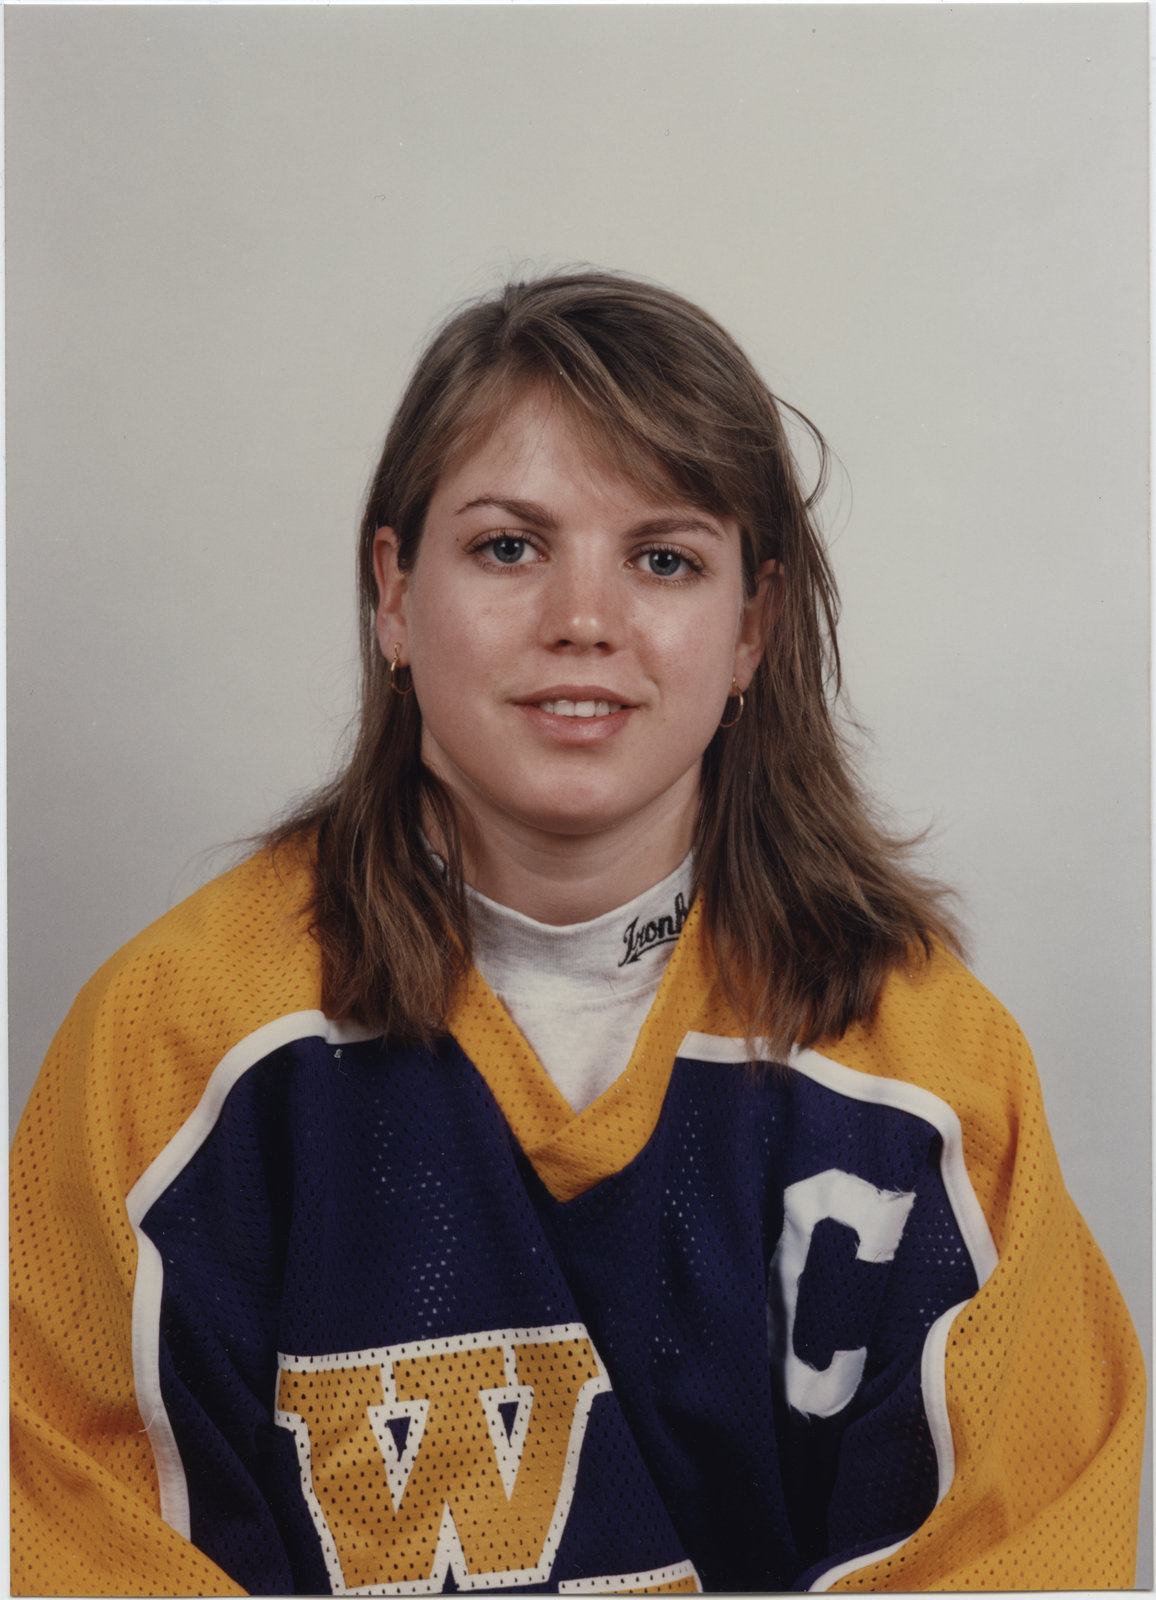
left=515, top=686, right=637, bottom=740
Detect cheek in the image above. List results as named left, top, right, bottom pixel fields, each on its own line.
left=653, top=597, right=743, bottom=686
left=406, top=586, right=518, bottom=739
left=408, top=577, right=485, bottom=668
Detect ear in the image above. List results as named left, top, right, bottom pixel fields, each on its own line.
left=732, top=559, right=782, bottom=691
left=372, top=527, right=409, bottom=665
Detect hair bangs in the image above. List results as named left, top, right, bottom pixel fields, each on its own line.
left=408, top=340, right=750, bottom=561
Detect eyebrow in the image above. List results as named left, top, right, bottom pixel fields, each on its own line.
left=455, top=498, right=726, bottom=541
left=455, top=497, right=559, bottom=529
left=631, top=515, right=726, bottom=542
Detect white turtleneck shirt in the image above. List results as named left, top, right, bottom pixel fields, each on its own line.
left=467, top=854, right=695, bottom=1114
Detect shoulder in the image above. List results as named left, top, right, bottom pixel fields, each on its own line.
left=822, top=942, right=1033, bottom=1093
left=812, top=944, right=1053, bottom=1247
left=95, top=839, right=315, bottom=980
left=23, top=843, right=324, bottom=1183
left=77, top=841, right=320, bottom=1026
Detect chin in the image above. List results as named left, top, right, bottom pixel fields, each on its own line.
left=513, top=805, right=624, bottom=838
left=504, top=765, right=700, bottom=840
left=504, top=784, right=638, bottom=836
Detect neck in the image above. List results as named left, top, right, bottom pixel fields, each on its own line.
left=431, top=783, right=697, bottom=926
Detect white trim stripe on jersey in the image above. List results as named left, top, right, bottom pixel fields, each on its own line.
left=125, top=1010, right=379, bottom=1541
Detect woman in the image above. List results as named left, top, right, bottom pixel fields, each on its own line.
left=11, top=272, right=1143, bottom=1594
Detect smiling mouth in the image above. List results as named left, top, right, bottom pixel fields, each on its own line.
left=538, top=699, right=624, bottom=718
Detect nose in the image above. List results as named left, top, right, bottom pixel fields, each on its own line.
left=537, top=549, right=622, bottom=651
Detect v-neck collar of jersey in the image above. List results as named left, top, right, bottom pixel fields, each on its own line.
left=447, top=894, right=724, bottom=1202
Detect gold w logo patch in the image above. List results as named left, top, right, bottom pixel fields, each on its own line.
left=275, top=1323, right=612, bottom=1594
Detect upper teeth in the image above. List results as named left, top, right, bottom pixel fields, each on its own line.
left=540, top=699, right=621, bottom=718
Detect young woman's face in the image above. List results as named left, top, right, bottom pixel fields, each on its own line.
left=374, top=393, right=773, bottom=852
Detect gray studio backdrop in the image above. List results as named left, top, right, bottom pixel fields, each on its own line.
left=7, top=3, right=1150, bottom=1579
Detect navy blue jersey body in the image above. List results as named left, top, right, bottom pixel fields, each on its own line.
left=136, top=1028, right=982, bottom=1595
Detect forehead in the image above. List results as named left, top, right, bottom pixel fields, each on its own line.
left=429, top=391, right=707, bottom=523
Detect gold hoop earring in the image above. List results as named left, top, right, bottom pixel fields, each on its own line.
left=719, top=678, right=744, bottom=729
left=389, top=645, right=413, bottom=696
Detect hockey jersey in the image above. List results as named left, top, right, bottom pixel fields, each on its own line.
left=10, top=846, right=1145, bottom=1593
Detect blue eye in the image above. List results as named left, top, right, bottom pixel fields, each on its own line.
left=491, top=536, right=527, bottom=564
left=646, top=548, right=685, bottom=577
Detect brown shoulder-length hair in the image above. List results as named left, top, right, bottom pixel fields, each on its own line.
left=269, top=269, right=959, bottom=1056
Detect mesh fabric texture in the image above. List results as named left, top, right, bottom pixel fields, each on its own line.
left=10, top=846, right=1145, bottom=1593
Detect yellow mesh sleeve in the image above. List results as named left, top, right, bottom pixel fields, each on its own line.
left=10, top=847, right=319, bottom=1596
left=822, top=949, right=1145, bottom=1590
